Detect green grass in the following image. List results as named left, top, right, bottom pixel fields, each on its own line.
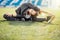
left=0, top=8, right=60, bottom=40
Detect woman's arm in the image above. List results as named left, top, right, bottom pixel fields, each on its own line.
left=39, top=10, right=55, bottom=23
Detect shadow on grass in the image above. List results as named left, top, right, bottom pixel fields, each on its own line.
left=0, top=20, right=59, bottom=27
left=0, top=20, right=36, bottom=26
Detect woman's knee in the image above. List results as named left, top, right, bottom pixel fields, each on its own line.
left=3, top=14, right=13, bottom=20
left=3, top=14, right=8, bottom=19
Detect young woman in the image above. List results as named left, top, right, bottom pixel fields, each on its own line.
left=3, top=3, right=55, bottom=23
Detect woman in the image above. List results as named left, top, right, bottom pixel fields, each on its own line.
left=3, top=3, right=55, bottom=23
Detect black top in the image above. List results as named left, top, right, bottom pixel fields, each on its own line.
left=15, top=3, right=40, bottom=15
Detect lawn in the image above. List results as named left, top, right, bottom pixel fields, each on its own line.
left=0, top=7, right=60, bottom=40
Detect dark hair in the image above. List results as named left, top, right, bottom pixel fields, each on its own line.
left=26, top=10, right=30, bottom=15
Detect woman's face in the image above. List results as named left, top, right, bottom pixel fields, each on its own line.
left=27, top=9, right=37, bottom=15
left=24, top=9, right=37, bottom=19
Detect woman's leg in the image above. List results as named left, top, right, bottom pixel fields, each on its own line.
left=3, top=14, right=20, bottom=21
left=31, top=16, right=51, bottom=22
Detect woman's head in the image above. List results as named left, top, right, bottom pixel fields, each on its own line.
left=26, top=9, right=37, bottom=16
left=24, top=9, right=38, bottom=19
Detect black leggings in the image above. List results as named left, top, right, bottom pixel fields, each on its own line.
left=3, top=14, right=20, bottom=21
left=3, top=14, right=31, bottom=21
left=3, top=14, right=51, bottom=22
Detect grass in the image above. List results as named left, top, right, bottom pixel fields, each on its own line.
left=0, top=8, right=60, bottom=40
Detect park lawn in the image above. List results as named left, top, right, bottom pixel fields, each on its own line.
left=0, top=8, right=60, bottom=40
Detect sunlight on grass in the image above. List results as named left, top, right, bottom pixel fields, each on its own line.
left=0, top=8, right=60, bottom=40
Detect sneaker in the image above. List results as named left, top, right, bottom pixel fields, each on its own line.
left=46, top=16, right=51, bottom=22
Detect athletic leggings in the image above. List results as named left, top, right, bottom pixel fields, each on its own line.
left=3, top=14, right=51, bottom=22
